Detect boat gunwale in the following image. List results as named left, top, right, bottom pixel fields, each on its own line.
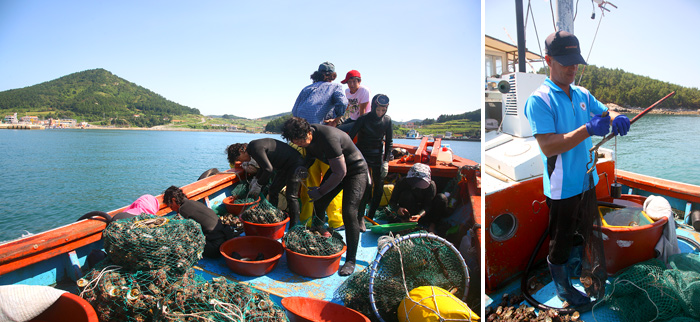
left=0, top=170, right=242, bottom=276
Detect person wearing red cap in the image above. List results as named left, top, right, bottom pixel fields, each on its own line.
left=338, top=70, right=371, bottom=133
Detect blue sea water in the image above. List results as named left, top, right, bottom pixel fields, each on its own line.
left=0, top=129, right=480, bottom=242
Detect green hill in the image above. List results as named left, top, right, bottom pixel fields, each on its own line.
left=536, top=65, right=700, bottom=109
left=0, top=68, right=199, bottom=127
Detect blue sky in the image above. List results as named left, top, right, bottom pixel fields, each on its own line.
left=486, top=0, right=700, bottom=91
left=0, top=0, right=480, bottom=121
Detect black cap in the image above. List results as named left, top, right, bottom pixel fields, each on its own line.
left=545, top=31, right=587, bottom=66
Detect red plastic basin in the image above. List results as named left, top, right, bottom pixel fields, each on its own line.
left=223, top=196, right=260, bottom=215
left=220, top=236, right=284, bottom=276
left=282, top=297, right=370, bottom=322
left=243, top=216, right=289, bottom=240
left=283, top=242, right=346, bottom=278
left=30, top=292, right=98, bottom=322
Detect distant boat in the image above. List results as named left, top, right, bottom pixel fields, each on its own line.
left=406, top=129, right=421, bottom=139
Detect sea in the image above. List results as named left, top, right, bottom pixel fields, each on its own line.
left=0, top=129, right=480, bottom=242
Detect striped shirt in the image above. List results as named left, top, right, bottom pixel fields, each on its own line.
left=292, top=81, right=348, bottom=124
left=524, top=78, right=608, bottom=199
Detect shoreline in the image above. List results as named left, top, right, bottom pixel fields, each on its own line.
left=606, top=103, right=700, bottom=116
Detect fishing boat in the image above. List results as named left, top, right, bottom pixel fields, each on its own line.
left=0, top=138, right=480, bottom=321
left=484, top=1, right=700, bottom=320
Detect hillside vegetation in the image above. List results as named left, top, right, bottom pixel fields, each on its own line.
left=538, top=65, right=700, bottom=109
left=0, top=68, right=199, bottom=127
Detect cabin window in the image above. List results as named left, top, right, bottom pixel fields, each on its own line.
left=485, top=54, right=503, bottom=78
left=490, top=213, right=517, bottom=241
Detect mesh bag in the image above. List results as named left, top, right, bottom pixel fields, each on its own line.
left=103, top=214, right=205, bottom=275
left=374, top=205, right=403, bottom=223
left=160, top=276, right=288, bottom=321
left=335, top=233, right=469, bottom=322
left=231, top=183, right=249, bottom=199
left=241, top=197, right=286, bottom=224
left=593, top=253, right=700, bottom=322
left=78, top=260, right=200, bottom=322
left=283, top=225, right=345, bottom=256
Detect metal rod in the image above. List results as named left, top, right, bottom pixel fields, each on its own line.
left=590, top=91, right=676, bottom=153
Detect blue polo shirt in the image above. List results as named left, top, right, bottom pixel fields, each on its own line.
left=524, top=78, right=608, bottom=199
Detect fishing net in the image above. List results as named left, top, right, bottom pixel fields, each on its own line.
left=282, top=225, right=345, bottom=256
left=374, top=205, right=402, bottom=223
left=231, top=183, right=257, bottom=204
left=592, top=253, right=700, bottom=322
left=335, top=232, right=470, bottom=322
left=241, top=197, right=286, bottom=224
left=78, top=259, right=200, bottom=322
left=103, top=214, right=205, bottom=275
left=160, top=276, right=287, bottom=321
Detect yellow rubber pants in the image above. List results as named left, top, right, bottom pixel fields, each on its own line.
left=288, top=143, right=344, bottom=228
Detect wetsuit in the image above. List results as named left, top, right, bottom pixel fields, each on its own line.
left=348, top=104, right=393, bottom=219
left=304, top=124, right=369, bottom=276
left=246, top=138, right=303, bottom=225
left=389, top=179, right=448, bottom=228
left=178, top=199, right=234, bottom=258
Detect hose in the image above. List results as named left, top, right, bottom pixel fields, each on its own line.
left=520, top=224, right=596, bottom=314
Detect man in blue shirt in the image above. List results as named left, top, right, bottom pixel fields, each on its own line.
left=290, top=62, right=348, bottom=231
left=524, top=31, right=630, bottom=307
left=292, top=61, right=348, bottom=126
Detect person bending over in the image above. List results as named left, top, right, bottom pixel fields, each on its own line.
left=281, top=117, right=368, bottom=276
left=226, top=138, right=304, bottom=226
left=388, top=163, right=448, bottom=234
left=163, top=186, right=235, bottom=258
left=349, top=94, right=393, bottom=219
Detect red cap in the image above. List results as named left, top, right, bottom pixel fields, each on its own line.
left=340, top=70, right=361, bottom=84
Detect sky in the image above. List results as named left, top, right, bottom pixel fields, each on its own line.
left=0, top=0, right=481, bottom=122
left=486, top=0, right=700, bottom=91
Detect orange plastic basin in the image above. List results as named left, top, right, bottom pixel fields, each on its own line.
left=283, top=243, right=346, bottom=278
left=243, top=216, right=289, bottom=240
left=599, top=195, right=668, bottom=275
left=30, top=292, right=98, bottom=322
left=223, top=196, right=260, bottom=215
left=281, top=297, right=370, bottom=322
left=220, top=236, right=284, bottom=276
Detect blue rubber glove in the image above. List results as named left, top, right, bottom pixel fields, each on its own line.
left=585, top=114, right=611, bottom=136
left=612, top=115, right=631, bottom=136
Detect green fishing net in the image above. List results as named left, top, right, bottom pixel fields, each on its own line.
left=335, top=233, right=469, bottom=322
left=160, top=276, right=287, bottom=321
left=282, top=225, right=345, bottom=256
left=78, top=259, right=200, bottom=322
left=231, top=183, right=257, bottom=205
left=374, top=205, right=402, bottom=223
left=241, top=197, right=286, bottom=224
left=103, top=214, right=205, bottom=275
left=593, top=253, right=700, bottom=322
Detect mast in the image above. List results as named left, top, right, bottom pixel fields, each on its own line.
left=554, top=0, right=574, bottom=33
left=515, top=0, right=526, bottom=72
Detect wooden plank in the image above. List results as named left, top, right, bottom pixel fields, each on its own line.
left=430, top=138, right=442, bottom=165
left=414, top=137, right=429, bottom=163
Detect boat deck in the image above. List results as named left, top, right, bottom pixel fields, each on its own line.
left=486, top=224, right=700, bottom=321
left=195, top=226, right=384, bottom=305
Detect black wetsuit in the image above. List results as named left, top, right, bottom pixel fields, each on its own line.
left=179, top=199, right=234, bottom=258
left=348, top=106, right=393, bottom=219
left=247, top=138, right=303, bottom=223
left=305, top=124, right=369, bottom=270
left=389, top=179, right=448, bottom=227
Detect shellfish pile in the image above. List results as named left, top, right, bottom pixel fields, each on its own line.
left=240, top=198, right=286, bottom=224
left=160, top=277, right=287, bottom=321
left=103, top=214, right=205, bottom=275
left=283, top=225, right=345, bottom=256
